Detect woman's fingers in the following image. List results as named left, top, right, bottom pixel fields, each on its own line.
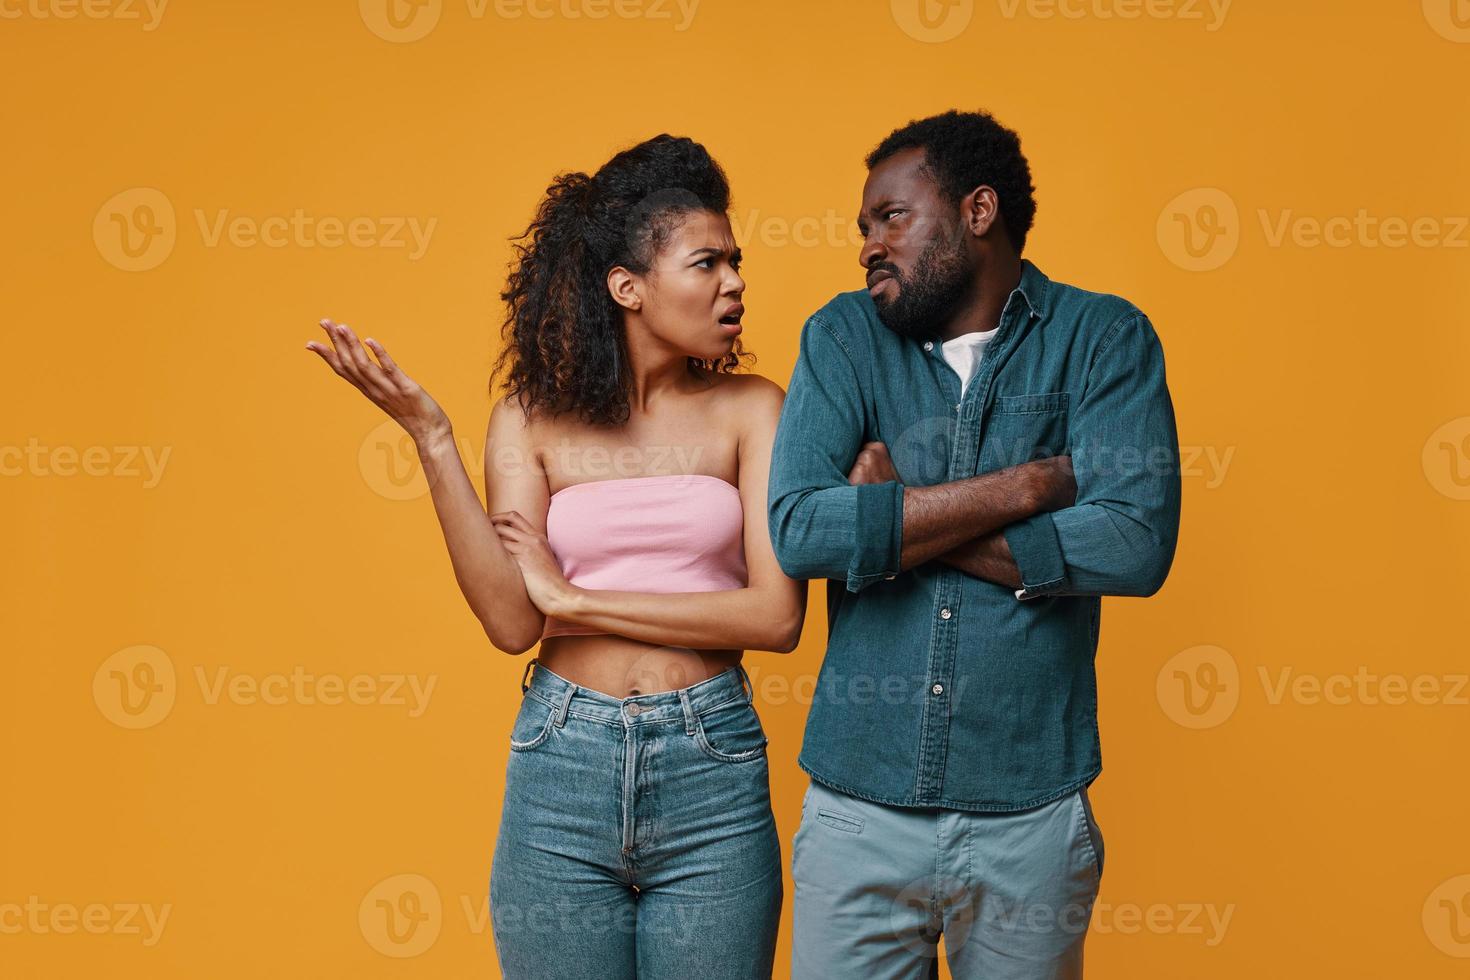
left=320, top=319, right=397, bottom=402
left=309, top=324, right=368, bottom=395
left=331, top=321, right=395, bottom=399
left=363, top=337, right=407, bottom=388
left=490, top=510, right=536, bottom=534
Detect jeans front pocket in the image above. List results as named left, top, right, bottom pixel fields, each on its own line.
left=508, top=692, right=557, bottom=752
left=692, top=698, right=768, bottom=763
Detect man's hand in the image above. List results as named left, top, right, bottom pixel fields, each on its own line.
left=848, top=441, right=900, bottom=485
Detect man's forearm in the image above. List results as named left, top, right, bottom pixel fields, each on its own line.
left=935, top=531, right=1022, bottom=588
left=896, top=461, right=1050, bottom=570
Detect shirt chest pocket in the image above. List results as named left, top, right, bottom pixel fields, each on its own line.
left=979, top=391, right=1071, bottom=471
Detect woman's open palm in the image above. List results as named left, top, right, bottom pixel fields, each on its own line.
left=305, top=318, right=449, bottom=444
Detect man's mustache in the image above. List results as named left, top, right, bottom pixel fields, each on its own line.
left=866, top=262, right=902, bottom=289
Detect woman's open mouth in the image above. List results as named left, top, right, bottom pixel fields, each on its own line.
left=718, top=304, right=744, bottom=334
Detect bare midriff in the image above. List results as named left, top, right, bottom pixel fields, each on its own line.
left=535, top=634, right=743, bottom=699
left=523, top=365, right=752, bottom=699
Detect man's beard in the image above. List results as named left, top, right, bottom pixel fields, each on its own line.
left=869, top=233, right=972, bottom=342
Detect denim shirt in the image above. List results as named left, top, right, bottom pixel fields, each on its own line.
left=767, top=259, right=1181, bottom=811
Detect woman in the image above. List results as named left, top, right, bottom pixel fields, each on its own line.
left=305, top=134, right=807, bottom=979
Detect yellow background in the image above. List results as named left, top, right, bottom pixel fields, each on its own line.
left=4, top=0, right=1469, bottom=976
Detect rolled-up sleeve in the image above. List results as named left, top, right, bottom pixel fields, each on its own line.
left=1004, top=311, right=1181, bottom=599
left=768, top=314, right=904, bottom=593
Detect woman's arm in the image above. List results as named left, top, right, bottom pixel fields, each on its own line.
left=418, top=393, right=548, bottom=653
left=305, top=319, right=544, bottom=653
left=493, top=376, right=809, bottom=653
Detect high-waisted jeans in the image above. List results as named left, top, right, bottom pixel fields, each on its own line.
left=489, top=660, right=783, bottom=979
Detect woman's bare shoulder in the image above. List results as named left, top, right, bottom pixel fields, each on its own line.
left=706, top=368, right=786, bottom=405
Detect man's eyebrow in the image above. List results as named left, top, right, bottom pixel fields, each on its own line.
left=860, top=199, right=897, bottom=221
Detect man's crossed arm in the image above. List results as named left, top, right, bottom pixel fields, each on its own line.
left=845, top=440, right=1069, bottom=590
left=768, top=310, right=1180, bottom=600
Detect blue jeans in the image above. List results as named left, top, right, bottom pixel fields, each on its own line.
left=490, top=661, right=783, bottom=979
left=792, top=778, right=1105, bottom=979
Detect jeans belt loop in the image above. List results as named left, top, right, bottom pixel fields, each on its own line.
left=677, top=688, right=697, bottom=735
left=737, top=663, right=755, bottom=703
left=519, top=657, right=538, bottom=694
left=554, top=683, right=575, bottom=728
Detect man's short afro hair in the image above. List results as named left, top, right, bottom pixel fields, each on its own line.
left=866, top=109, right=1037, bottom=254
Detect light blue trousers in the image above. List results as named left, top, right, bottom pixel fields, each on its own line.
left=792, top=778, right=1104, bottom=979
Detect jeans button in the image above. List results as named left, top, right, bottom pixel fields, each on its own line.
left=923, top=341, right=933, bottom=351
left=625, top=703, right=643, bottom=717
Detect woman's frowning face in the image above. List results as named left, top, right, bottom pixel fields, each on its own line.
left=622, top=209, right=746, bottom=362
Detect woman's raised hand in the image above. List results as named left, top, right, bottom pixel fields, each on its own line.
left=305, top=318, right=451, bottom=445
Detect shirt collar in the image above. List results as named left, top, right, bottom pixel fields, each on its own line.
left=1007, top=258, right=1050, bottom=320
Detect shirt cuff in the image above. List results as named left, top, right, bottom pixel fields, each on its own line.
left=845, top=479, right=904, bottom=593
left=1003, top=512, right=1068, bottom=599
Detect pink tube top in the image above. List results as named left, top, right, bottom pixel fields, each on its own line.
left=538, top=473, right=749, bottom=640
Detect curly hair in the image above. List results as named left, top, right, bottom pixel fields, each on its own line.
left=865, top=109, right=1037, bottom=254
left=490, top=135, right=755, bottom=426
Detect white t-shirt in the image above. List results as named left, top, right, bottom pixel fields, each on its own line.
left=939, top=326, right=1033, bottom=600
left=940, top=326, right=1001, bottom=397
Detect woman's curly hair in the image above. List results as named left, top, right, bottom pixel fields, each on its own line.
left=490, top=135, right=755, bottom=426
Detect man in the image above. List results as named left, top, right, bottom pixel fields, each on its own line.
left=768, top=109, right=1182, bottom=978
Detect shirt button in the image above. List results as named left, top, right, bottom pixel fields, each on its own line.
left=932, top=683, right=944, bottom=696
left=939, top=607, right=951, bottom=620
left=954, top=403, right=960, bottom=411
left=923, top=341, right=933, bottom=351
left=625, top=703, right=643, bottom=717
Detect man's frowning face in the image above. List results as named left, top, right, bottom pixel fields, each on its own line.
left=857, top=146, right=975, bottom=341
